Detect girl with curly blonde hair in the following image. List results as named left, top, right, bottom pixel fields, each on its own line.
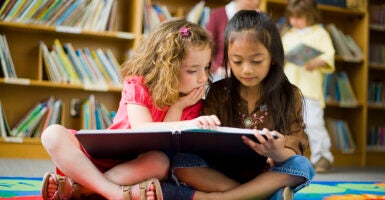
left=40, top=18, right=220, bottom=200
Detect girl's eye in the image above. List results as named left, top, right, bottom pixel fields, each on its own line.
left=187, top=70, right=197, bottom=74
left=232, top=60, right=242, bottom=65
left=252, top=60, right=263, bottom=64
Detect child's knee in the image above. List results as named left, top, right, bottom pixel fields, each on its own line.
left=140, top=151, right=170, bottom=177
left=41, top=124, right=68, bottom=149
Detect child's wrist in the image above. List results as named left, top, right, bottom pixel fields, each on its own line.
left=271, top=148, right=295, bottom=163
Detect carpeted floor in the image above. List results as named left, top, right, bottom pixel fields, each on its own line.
left=1, top=176, right=385, bottom=199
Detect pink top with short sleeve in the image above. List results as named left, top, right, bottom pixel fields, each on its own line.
left=108, top=76, right=202, bottom=129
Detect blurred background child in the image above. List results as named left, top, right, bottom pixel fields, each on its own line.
left=282, top=0, right=335, bottom=173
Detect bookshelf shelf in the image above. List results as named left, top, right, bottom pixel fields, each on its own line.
left=0, top=79, right=122, bottom=92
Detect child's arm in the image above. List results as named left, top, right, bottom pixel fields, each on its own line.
left=127, top=103, right=220, bottom=130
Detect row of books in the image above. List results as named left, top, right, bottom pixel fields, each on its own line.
left=81, top=95, right=114, bottom=130
left=185, top=1, right=210, bottom=28
left=40, top=39, right=122, bottom=86
left=326, top=118, right=356, bottom=154
left=326, top=23, right=363, bottom=62
left=0, top=0, right=117, bottom=32
left=0, top=95, right=115, bottom=138
left=317, top=0, right=367, bottom=9
left=323, top=71, right=358, bottom=107
left=142, top=0, right=210, bottom=34
left=368, top=80, right=385, bottom=106
left=369, top=43, right=385, bottom=67
left=369, top=4, right=385, bottom=30
left=367, top=125, right=385, bottom=151
left=143, top=0, right=172, bottom=35
left=0, top=97, right=62, bottom=138
left=0, top=34, right=16, bottom=79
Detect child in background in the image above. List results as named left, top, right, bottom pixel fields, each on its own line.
left=172, top=10, right=314, bottom=200
left=206, top=0, right=260, bottom=82
left=40, top=18, right=220, bottom=200
left=282, top=0, right=335, bottom=173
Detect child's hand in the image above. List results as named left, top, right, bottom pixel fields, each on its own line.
left=241, top=128, right=287, bottom=162
left=175, top=86, right=206, bottom=109
left=305, top=58, right=326, bottom=71
left=192, top=115, right=221, bottom=130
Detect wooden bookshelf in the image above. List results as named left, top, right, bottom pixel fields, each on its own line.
left=0, top=0, right=135, bottom=159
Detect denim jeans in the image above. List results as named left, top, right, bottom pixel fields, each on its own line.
left=166, top=153, right=314, bottom=200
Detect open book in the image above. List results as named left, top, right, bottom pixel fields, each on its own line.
left=76, top=126, right=277, bottom=159
left=285, top=43, right=323, bottom=66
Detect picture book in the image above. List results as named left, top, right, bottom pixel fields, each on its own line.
left=285, top=43, right=323, bottom=66
left=76, top=126, right=278, bottom=159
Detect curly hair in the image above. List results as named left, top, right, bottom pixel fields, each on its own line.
left=121, top=18, right=212, bottom=109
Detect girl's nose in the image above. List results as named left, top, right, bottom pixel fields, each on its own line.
left=242, top=63, right=253, bottom=74
left=199, top=71, right=208, bottom=83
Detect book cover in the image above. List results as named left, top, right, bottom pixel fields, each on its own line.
left=285, top=43, right=323, bottom=66
left=0, top=100, right=10, bottom=137
left=76, top=126, right=278, bottom=159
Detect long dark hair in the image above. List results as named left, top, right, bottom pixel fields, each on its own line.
left=223, top=10, right=301, bottom=132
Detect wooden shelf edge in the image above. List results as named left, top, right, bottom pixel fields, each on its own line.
left=0, top=21, right=135, bottom=40
left=0, top=137, right=50, bottom=159
left=0, top=78, right=122, bottom=92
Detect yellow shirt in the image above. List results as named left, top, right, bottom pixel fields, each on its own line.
left=283, top=24, right=335, bottom=108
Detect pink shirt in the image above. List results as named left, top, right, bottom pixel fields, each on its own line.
left=109, top=76, right=202, bottom=129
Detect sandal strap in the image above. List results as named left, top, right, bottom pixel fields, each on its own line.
left=57, top=175, right=73, bottom=200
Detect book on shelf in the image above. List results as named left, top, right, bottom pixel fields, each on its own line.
left=44, top=0, right=74, bottom=26
left=186, top=1, right=205, bottom=24
left=316, top=0, right=346, bottom=8
left=10, top=101, right=48, bottom=137
left=285, top=43, right=323, bottom=66
left=7, top=97, right=62, bottom=138
left=324, top=71, right=358, bottom=107
left=326, top=23, right=362, bottom=62
left=76, top=126, right=278, bottom=159
left=326, top=118, right=355, bottom=154
left=52, top=39, right=81, bottom=84
left=0, top=100, right=11, bottom=137
left=0, top=34, right=17, bottom=79
left=81, top=95, right=113, bottom=130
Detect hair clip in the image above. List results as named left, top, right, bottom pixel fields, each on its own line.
left=180, top=26, right=191, bottom=38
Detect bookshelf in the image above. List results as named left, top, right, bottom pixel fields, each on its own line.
left=367, top=0, right=385, bottom=166
left=0, top=0, right=139, bottom=158
left=262, top=0, right=373, bottom=167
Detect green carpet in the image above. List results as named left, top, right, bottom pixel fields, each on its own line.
left=1, top=177, right=385, bottom=199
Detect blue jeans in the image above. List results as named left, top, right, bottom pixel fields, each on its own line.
left=165, top=153, right=314, bottom=200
